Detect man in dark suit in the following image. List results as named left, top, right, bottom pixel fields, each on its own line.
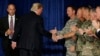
left=94, top=6, right=100, bottom=38
left=0, top=4, right=19, bottom=56
left=11, top=3, right=56, bottom=56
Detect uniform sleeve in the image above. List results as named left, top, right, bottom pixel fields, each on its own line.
left=57, top=22, right=70, bottom=36
left=57, top=19, right=78, bottom=36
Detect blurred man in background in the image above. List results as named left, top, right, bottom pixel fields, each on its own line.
left=0, top=4, right=19, bottom=56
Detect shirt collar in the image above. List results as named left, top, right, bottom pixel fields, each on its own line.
left=8, top=14, right=15, bottom=17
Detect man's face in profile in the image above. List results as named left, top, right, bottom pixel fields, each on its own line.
left=76, top=9, right=82, bottom=19
left=96, top=7, right=100, bottom=20
left=37, top=7, right=43, bottom=15
left=67, top=7, right=74, bottom=17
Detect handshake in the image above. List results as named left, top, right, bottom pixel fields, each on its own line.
left=50, top=27, right=63, bottom=42
left=11, top=27, right=63, bottom=50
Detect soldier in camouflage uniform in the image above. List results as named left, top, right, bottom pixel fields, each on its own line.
left=91, top=7, right=100, bottom=56
left=75, top=7, right=85, bottom=56
left=81, top=18, right=100, bottom=56
left=56, top=6, right=79, bottom=56
left=92, top=38, right=100, bottom=56
left=57, top=17, right=78, bottom=56
left=76, top=7, right=96, bottom=56
left=80, top=20, right=94, bottom=56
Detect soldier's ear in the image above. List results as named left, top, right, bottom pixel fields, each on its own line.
left=73, top=10, right=75, bottom=14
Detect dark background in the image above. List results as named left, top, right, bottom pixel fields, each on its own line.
left=0, top=0, right=100, bottom=56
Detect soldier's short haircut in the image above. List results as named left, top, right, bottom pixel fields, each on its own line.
left=96, top=6, right=100, bottom=9
left=67, top=5, right=76, bottom=11
left=90, top=8, right=96, bottom=12
left=85, top=7, right=90, bottom=10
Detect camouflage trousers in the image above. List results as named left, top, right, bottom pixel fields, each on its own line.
left=77, top=51, right=94, bottom=56
left=92, top=46, right=100, bottom=56
left=77, top=42, right=100, bottom=56
left=93, top=39, right=100, bottom=56
left=66, top=47, right=77, bottom=56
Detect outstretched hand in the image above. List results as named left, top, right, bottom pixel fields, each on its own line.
left=50, top=27, right=57, bottom=34
left=50, top=27, right=59, bottom=42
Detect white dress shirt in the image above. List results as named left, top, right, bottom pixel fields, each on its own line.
left=97, top=29, right=100, bottom=32
left=8, top=15, right=15, bottom=39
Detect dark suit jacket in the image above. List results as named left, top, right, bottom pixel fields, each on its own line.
left=12, top=11, right=52, bottom=50
left=95, top=30, right=100, bottom=39
left=0, top=16, right=19, bottom=48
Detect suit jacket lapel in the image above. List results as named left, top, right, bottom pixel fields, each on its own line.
left=15, top=16, right=18, bottom=29
left=5, top=16, right=9, bottom=29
